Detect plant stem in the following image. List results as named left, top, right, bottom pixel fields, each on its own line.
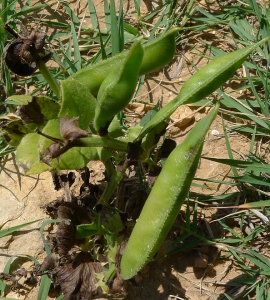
left=103, top=159, right=115, bottom=180
left=98, top=168, right=126, bottom=204
left=43, top=136, right=129, bottom=159
left=37, top=59, right=60, bottom=99
left=77, top=137, right=129, bottom=152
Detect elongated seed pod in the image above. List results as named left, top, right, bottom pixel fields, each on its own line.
left=71, top=27, right=180, bottom=96
left=136, top=37, right=270, bottom=141
left=94, top=39, right=144, bottom=133
left=120, top=102, right=220, bottom=280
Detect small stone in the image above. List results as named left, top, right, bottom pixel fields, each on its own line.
left=211, top=129, right=220, bottom=136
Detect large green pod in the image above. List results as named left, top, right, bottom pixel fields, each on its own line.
left=136, top=37, right=270, bottom=141
left=71, top=27, right=180, bottom=96
left=94, top=38, right=144, bottom=133
left=120, top=102, right=220, bottom=280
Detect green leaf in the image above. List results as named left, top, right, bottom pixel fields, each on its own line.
left=1, top=119, right=28, bottom=146
left=75, top=222, right=99, bottom=239
left=39, top=120, right=112, bottom=171
left=59, top=79, right=96, bottom=129
left=5, top=95, right=33, bottom=105
left=6, top=96, right=60, bottom=122
left=16, top=133, right=50, bottom=174
left=101, top=209, right=124, bottom=234
left=14, top=4, right=48, bottom=18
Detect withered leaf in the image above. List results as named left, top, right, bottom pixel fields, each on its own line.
left=59, top=115, right=88, bottom=142
left=57, top=203, right=92, bottom=224
left=35, top=253, right=58, bottom=276
left=56, top=220, right=75, bottom=257
left=54, top=252, right=103, bottom=300
left=4, top=24, right=53, bottom=76
left=17, top=96, right=44, bottom=124
left=56, top=203, right=92, bottom=256
left=109, top=274, right=127, bottom=295
left=0, top=273, right=17, bottom=285
left=40, top=143, right=61, bottom=165
left=52, top=172, right=75, bottom=191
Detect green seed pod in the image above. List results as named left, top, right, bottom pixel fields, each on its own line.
left=94, top=38, right=144, bottom=133
left=71, top=27, right=180, bottom=96
left=120, top=102, right=220, bottom=280
left=136, top=37, right=270, bottom=141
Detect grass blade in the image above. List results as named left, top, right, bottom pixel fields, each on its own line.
left=40, top=219, right=62, bottom=255
left=37, top=274, right=51, bottom=300
left=88, top=0, right=98, bottom=30
left=0, top=219, right=42, bottom=238
left=71, top=22, right=82, bottom=71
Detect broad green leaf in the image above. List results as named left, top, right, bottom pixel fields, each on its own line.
left=76, top=222, right=99, bottom=239
left=59, top=79, right=96, bottom=129
left=1, top=119, right=28, bottom=146
left=16, top=133, right=50, bottom=174
left=38, top=119, right=61, bottom=153
left=38, top=120, right=114, bottom=171
left=5, top=95, right=32, bottom=105
left=5, top=95, right=60, bottom=122
left=51, top=147, right=111, bottom=170
left=34, top=96, right=60, bottom=121
left=101, top=209, right=124, bottom=234
left=108, top=116, right=125, bottom=138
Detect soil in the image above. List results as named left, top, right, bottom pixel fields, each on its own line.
left=1, top=1, right=269, bottom=299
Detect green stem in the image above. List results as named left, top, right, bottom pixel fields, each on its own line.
left=37, top=59, right=60, bottom=99
left=49, top=136, right=129, bottom=159
left=98, top=168, right=125, bottom=204
left=76, top=137, right=129, bottom=152
left=103, top=159, right=115, bottom=180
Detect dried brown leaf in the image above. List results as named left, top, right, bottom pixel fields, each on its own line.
left=59, top=115, right=88, bottom=142
left=56, top=220, right=75, bottom=256
left=54, top=252, right=103, bottom=300
left=4, top=24, right=52, bottom=76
